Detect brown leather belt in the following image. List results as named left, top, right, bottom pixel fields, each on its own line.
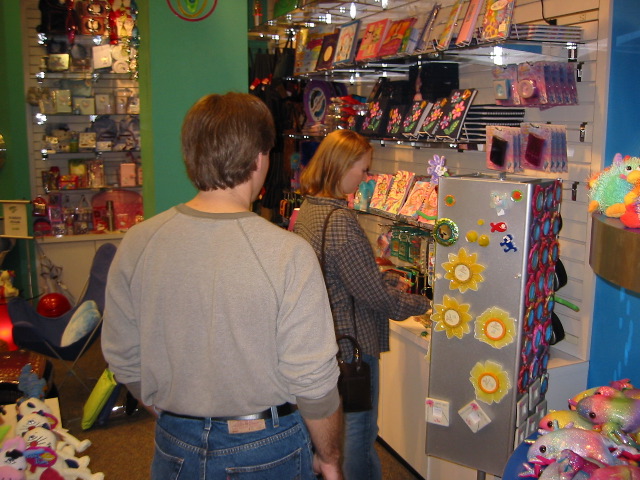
left=163, top=402, right=297, bottom=422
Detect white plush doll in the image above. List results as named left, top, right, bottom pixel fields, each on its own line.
left=16, top=399, right=91, bottom=454
left=15, top=414, right=91, bottom=456
left=21, top=426, right=103, bottom=480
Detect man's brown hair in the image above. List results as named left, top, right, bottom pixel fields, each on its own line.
left=182, top=92, right=275, bottom=191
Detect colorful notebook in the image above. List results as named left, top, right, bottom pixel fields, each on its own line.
left=315, top=33, right=340, bottom=71
left=369, top=173, right=394, bottom=211
left=295, top=26, right=336, bottom=74
left=355, top=19, right=391, bottom=61
left=423, top=89, right=478, bottom=140
left=360, top=98, right=391, bottom=136
left=455, top=0, right=485, bottom=47
left=383, top=170, right=416, bottom=215
left=481, top=0, right=516, bottom=42
left=333, top=20, right=360, bottom=66
left=378, top=17, right=416, bottom=58
left=398, top=180, right=435, bottom=219
left=414, top=4, right=441, bottom=52
left=386, top=104, right=409, bottom=137
left=436, top=0, right=465, bottom=51
left=401, top=100, right=434, bottom=137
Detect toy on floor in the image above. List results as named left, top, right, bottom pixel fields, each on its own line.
left=0, top=436, right=26, bottom=479
left=587, top=154, right=640, bottom=218
left=17, top=366, right=46, bottom=403
left=16, top=398, right=91, bottom=454
left=0, top=360, right=104, bottom=479
left=21, top=426, right=103, bottom=480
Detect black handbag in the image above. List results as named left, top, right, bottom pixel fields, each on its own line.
left=321, top=208, right=373, bottom=413
left=337, top=334, right=373, bottom=412
left=273, top=33, right=296, bottom=79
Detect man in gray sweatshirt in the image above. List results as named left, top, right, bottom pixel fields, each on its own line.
left=102, top=92, right=343, bottom=479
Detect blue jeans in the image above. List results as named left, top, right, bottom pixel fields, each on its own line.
left=151, top=410, right=316, bottom=479
left=343, top=354, right=381, bottom=480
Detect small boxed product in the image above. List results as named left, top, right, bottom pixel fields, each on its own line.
left=95, top=94, right=114, bottom=114
left=58, top=175, right=79, bottom=190
left=119, top=163, right=137, bottom=187
left=78, top=132, right=97, bottom=150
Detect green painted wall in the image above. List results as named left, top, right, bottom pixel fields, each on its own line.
left=0, top=1, right=33, bottom=287
left=138, top=0, right=249, bottom=215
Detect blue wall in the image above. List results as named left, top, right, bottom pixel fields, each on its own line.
left=589, top=0, right=640, bottom=387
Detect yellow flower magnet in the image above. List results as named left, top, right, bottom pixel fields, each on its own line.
left=441, top=247, right=486, bottom=293
left=431, top=295, right=473, bottom=339
left=475, top=306, right=516, bottom=349
left=470, top=360, right=511, bottom=405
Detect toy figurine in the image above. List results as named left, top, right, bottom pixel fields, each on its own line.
left=575, top=395, right=640, bottom=448
left=587, top=153, right=640, bottom=218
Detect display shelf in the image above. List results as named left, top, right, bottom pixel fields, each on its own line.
left=252, top=0, right=429, bottom=32
left=253, top=0, right=582, bottom=79
left=40, top=150, right=140, bottom=159
left=286, top=131, right=484, bottom=151
left=35, top=71, right=137, bottom=81
left=355, top=207, right=434, bottom=231
left=589, top=213, right=640, bottom=294
left=34, top=231, right=126, bottom=244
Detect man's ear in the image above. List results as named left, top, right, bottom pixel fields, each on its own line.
left=256, top=151, right=269, bottom=171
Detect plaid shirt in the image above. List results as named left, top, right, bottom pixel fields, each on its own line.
left=295, top=196, right=429, bottom=359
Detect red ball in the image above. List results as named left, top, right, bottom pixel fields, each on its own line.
left=37, top=293, right=72, bottom=318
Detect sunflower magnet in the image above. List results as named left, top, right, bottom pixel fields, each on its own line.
left=441, top=247, right=486, bottom=293
left=470, top=360, right=511, bottom=405
left=474, top=306, right=516, bottom=349
left=431, top=295, right=473, bottom=339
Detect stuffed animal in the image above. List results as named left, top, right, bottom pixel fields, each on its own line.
left=587, top=154, right=640, bottom=217
left=0, top=436, right=26, bottom=480
left=21, top=426, right=103, bottom=480
left=617, top=168, right=640, bottom=228
left=15, top=413, right=91, bottom=455
left=0, top=271, right=18, bottom=300
left=17, top=367, right=46, bottom=403
left=16, top=399, right=91, bottom=454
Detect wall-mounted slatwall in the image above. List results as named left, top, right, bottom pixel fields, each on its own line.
left=20, top=0, right=607, bottom=365
left=358, top=0, right=606, bottom=364
left=21, top=0, right=139, bottom=202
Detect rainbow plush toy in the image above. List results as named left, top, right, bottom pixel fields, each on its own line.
left=513, top=379, right=640, bottom=479
left=588, top=154, right=640, bottom=218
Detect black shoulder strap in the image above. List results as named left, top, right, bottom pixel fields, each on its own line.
left=320, top=207, right=340, bottom=274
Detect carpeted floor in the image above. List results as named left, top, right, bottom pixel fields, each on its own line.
left=46, top=338, right=421, bottom=479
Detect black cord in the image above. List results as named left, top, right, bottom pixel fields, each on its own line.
left=540, top=0, right=557, bottom=25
